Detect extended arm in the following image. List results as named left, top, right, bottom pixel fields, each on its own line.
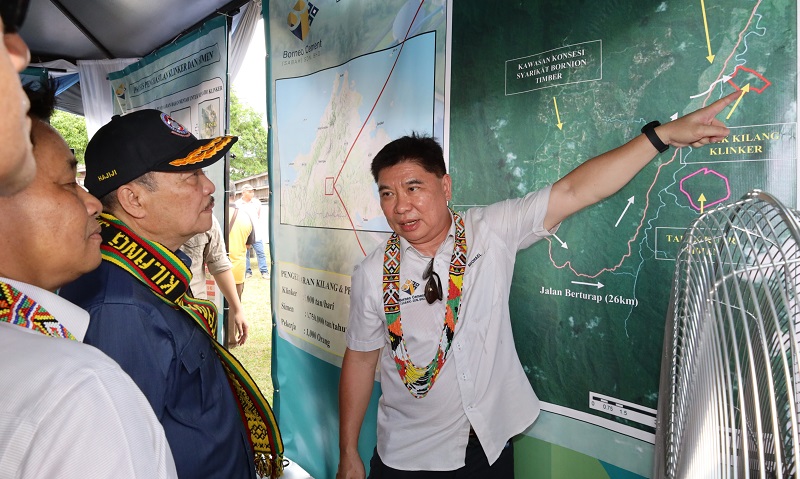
left=544, top=93, right=736, bottom=230
left=337, top=347, right=380, bottom=479
left=213, top=268, right=249, bottom=347
left=201, top=216, right=248, bottom=346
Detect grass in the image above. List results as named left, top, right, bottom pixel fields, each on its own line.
left=230, top=258, right=274, bottom=404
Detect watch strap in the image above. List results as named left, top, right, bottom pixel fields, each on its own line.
left=641, top=121, right=669, bottom=153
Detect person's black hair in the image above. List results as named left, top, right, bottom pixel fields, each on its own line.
left=370, top=132, right=446, bottom=182
left=23, top=77, right=57, bottom=122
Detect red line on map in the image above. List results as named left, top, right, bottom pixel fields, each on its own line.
left=549, top=2, right=763, bottom=278
left=334, top=187, right=366, bottom=255
left=333, top=1, right=426, bottom=256
left=548, top=151, right=678, bottom=278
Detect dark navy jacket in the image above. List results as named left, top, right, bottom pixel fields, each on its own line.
left=60, top=254, right=255, bottom=479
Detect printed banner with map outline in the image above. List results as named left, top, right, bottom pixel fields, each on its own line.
left=267, top=2, right=448, bottom=478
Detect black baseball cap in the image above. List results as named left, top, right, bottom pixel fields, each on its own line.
left=1, top=0, right=29, bottom=34
left=84, top=109, right=237, bottom=198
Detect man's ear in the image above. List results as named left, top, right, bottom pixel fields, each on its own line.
left=442, top=173, right=453, bottom=202
left=115, top=183, right=148, bottom=219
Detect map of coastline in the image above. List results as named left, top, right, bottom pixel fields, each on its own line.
left=276, top=32, right=437, bottom=233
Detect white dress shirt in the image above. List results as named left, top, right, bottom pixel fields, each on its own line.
left=0, top=278, right=178, bottom=478
left=347, top=186, right=554, bottom=470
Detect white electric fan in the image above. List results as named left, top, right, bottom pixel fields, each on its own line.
left=654, top=189, right=800, bottom=478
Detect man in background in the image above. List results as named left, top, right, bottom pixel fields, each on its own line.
left=181, top=215, right=249, bottom=347
left=236, top=184, right=269, bottom=279
left=229, top=195, right=254, bottom=299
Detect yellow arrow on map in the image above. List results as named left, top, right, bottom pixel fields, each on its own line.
left=701, top=0, right=715, bottom=63
left=553, top=97, right=564, bottom=130
left=726, top=83, right=751, bottom=120
left=698, top=193, right=707, bottom=213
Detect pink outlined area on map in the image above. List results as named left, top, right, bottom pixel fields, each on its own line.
left=678, top=168, right=731, bottom=211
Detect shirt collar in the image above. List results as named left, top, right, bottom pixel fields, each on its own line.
left=1, top=277, right=91, bottom=341
left=397, top=211, right=456, bottom=257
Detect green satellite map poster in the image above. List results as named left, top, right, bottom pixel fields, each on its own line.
left=448, top=0, right=796, bottom=476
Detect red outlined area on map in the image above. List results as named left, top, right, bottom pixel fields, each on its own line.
left=547, top=1, right=763, bottom=279
left=726, top=65, right=772, bottom=94
left=329, top=1, right=426, bottom=256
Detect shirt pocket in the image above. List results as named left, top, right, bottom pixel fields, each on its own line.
left=168, top=328, right=222, bottom=423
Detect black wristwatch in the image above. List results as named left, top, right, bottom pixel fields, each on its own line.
left=641, top=121, right=669, bottom=153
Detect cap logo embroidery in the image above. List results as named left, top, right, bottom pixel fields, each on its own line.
left=160, top=113, right=191, bottom=137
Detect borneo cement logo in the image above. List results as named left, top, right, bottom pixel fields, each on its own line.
left=114, top=83, right=127, bottom=100
left=401, top=279, right=419, bottom=296
left=287, top=0, right=319, bottom=41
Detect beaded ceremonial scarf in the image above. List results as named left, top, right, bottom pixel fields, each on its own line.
left=0, top=281, right=75, bottom=339
left=383, top=211, right=467, bottom=398
left=98, top=213, right=284, bottom=478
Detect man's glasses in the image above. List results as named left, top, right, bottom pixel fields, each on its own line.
left=1, top=0, right=29, bottom=34
left=422, top=258, right=443, bottom=304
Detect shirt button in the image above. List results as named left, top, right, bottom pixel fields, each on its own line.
left=461, top=372, right=468, bottom=381
left=456, top=342, right=462, bottom=351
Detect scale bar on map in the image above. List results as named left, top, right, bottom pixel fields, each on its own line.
left=588, top=392, right=657, bottom=428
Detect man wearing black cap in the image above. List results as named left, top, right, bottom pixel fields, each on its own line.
left=60, top=110, right=283, bottom=479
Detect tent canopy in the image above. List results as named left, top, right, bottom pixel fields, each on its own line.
left=17, top=0, right=257, bottom=118
left=20, top=0, right=250, bottom=62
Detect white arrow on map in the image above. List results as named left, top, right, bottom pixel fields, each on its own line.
left=571, top=281, right=604, bottom=289
left=690, top=75, right=733, bottom=99
left=552, top=234, right=568, bottom=249
left=614, top=196, right=635, bottom=227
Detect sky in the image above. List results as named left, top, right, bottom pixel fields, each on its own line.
left=232, top=18, right=267, bottom=121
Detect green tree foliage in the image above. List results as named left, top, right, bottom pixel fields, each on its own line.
left=49, top=91, right=267, bottom=179
left=51, top=109, right=89, bottom=163
left=228, top=90, right=268, bottom=181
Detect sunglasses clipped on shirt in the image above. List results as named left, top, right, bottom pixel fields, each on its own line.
left=1, top=0, right=29, bottom=34
left=422, top=258, right=443, bottom=304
